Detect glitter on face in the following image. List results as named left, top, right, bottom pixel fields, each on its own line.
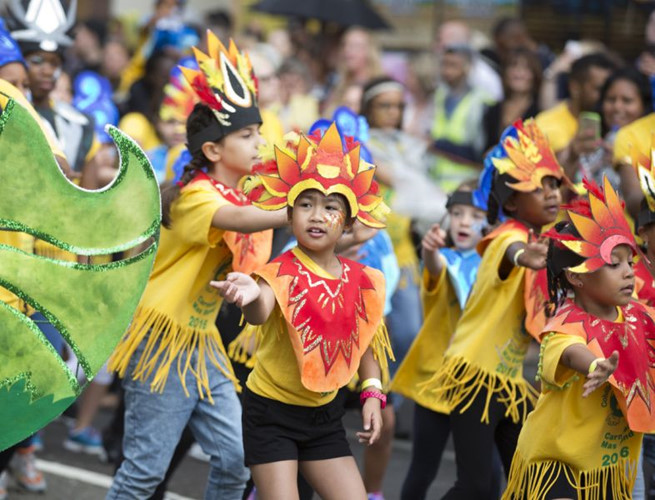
left=323, top=211, right=345, bottom=230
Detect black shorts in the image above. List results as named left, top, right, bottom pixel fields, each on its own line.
left=242, top=387, right=352, bottom=466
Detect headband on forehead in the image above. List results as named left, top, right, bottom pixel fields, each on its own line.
left=362, top=81, right=404, bottom=105
left=446, top=190, right=475, bottom=209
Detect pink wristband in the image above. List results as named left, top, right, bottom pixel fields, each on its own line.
left=360, top=390, right=387, bottom=409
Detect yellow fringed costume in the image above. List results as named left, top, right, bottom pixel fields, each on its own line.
left=109, top=177, right=271, bottom=401
left=421, top=219, right=541, bottom=423
left=503, top=306, right=645, bottom=500
left=390, top=263, right=460, bottom=412
left=505, top=178, right=655, bottom=499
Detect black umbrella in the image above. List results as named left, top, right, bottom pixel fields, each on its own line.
left=251, top=0, right=391, bottom=30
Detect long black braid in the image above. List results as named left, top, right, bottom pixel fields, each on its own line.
left=160, top=104, right=217, bottom=228
left=545, top=221, right=585, bottom=317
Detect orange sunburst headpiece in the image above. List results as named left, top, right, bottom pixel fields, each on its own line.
left=245, top=123, right=389, bottom=228
left=491, top=118, right=568, bottom=192
left=548, top=177, right=637, bottom=273
left=179, top=30, right=261, bottom=154
left=159, top=57, right=198, bottom=123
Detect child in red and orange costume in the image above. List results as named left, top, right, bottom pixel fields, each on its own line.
left=421, top=119, right=567, bottom=499
left=503, top=177, right=655, bottom=499
left=211, top=123, right=393, bottom=500
left=630, top=138, right=655, bottom=496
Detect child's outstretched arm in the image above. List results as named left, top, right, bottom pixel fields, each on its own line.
left=212, top=205, right=287, bottom=233
left=500, top=229, right=548, bottom=278
left=210, top=273, right=276, bottom=325
left=560, top=344, right=619, bottom=397
left=356, top=347, right=383, bottom=446
left=422, top=223, right=448, bottom=276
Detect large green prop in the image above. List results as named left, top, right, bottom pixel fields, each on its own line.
left=0, top=97, right=160, bottom=450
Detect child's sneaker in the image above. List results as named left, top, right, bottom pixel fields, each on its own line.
left=63, top=427, right=106, bottom=459
left=0, top=471, right=8, bottom=500
left=10, top=447, right=46, bottom=492
left=188, top=442, right=210, bottom=462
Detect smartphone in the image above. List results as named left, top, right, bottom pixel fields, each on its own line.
left=579, top=112, right=601, bottom=140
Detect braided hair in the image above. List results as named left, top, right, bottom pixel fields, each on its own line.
left=486, top=171, right=515, bottom=225
left=160, top=104, right=217, bottom=228
left=545, top=221, right=585, bottom=317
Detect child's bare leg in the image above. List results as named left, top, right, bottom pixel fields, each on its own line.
left=363, top=404, right=395, bottom=493
left=300, top=456, right=367, bottom=500
left=251, top=460, right=300, bottom=500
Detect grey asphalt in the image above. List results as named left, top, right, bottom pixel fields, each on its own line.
left=3, top=402, right=454, bottom=500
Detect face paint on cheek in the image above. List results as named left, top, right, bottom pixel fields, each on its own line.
left=471, top=220, right=488, bottom=237
left=323, top=211, right=345, bottom=230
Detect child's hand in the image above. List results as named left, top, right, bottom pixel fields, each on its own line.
left=422, top=223, right=448, bottom=253
left=210, top=272, right=260, bottom=308
left=517, top=230, right=549, bottom=270
left=582, top=351, right=619, bottom=398
left=356, top=396, right=383, bottom=446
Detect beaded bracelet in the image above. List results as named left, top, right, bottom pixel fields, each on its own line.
left=360, top=390, right=387, bottom=409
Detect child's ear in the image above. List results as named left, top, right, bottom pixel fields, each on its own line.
left=638, top=226, right=648, bottom=244
left=344, top=217, right=356, bottom=231
left=201, top=141, right=221, bottom=163
left=564, top=269, right=583, bottom=289
left=503, top=193, right=517, bottom=213
left=286, top=205, right=293, bottom=223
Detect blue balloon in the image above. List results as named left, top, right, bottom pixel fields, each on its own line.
left=73, top=71, right=119, bottom=144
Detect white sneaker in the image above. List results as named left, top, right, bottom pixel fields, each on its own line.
left=187, top=443, right=210, bottom=462
left=9, top=448, right=46, bottom=493
left=0, top=471, right=8, bottom=500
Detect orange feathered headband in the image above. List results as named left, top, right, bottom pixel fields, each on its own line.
left=547, top=177, right=637, bottom=273
left=491, top=118, right=568, bottom=192
left=244, top=123, right=389, bottom=228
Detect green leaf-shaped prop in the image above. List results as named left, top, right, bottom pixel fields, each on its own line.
left=0, top=96, right=161, bottom=450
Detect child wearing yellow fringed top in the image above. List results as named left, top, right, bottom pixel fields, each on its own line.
left=211, top=123, right=394, bottom=500
left=391, top=184, right=489, bottom=500
left=107, top=33, right=287, bottom=499
left=421, top=119, right=566, bottom=499
left=503, top=177, right=655, bottom=499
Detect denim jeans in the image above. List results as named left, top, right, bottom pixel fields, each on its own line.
left=106, top=335, right=248, bottom=500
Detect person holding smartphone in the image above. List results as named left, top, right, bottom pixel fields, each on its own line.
left=535, top=53, right=614, bottom=180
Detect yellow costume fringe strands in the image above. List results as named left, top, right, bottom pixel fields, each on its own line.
left=502, top=450, right=637, bottom=500
left=420, top=355, right=538, bottom=424
left=109, top=306, right=239, bottom=402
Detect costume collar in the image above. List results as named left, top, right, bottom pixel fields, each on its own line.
left=188, top=171, right=248, bottom=206
left=546, top=299, right=655, bottom=432
left=441, top=247, right=480, bottom=309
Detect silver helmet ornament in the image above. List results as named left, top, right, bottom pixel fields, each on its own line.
left=9, top=0, right=77, bottom=53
